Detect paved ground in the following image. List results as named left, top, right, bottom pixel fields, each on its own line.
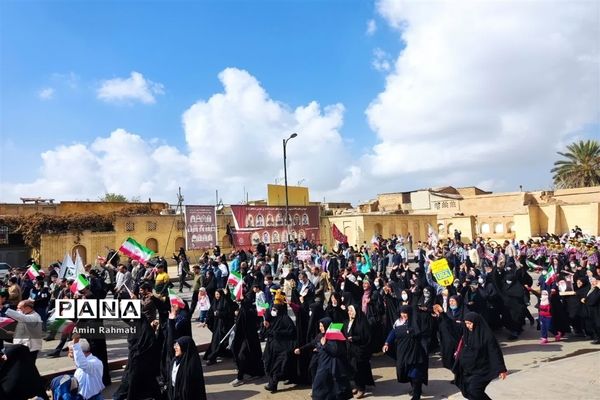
left=35, top=265, right=600, bottom=399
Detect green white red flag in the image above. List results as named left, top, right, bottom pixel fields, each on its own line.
left=168, top=288, right=186, bottom=308
left=324, top=322, right=346, bottom=341
left=232, top=280, right=244, bottom=301
left=70, top=274, right=90, bottom=294
left=256, top=300, right=269, bottom=317
left=26, top=263, right=42, bottom=280
left=119, top=237, right=155, bottom=264
left=227, top=271, right=242, bottom=287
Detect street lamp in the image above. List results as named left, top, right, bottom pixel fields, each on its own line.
left=283, top=132, right=298, bottom=243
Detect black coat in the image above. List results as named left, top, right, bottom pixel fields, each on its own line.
left=311, top=339, right=353, bottom=400
left=232, top=301, right=265, bottom=378
left=263, top=308, right=297, bottom=383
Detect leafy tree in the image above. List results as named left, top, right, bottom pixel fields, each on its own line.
left=551, top=139, right=600, bottom=189
left=99, top=193, right=128, bottom=202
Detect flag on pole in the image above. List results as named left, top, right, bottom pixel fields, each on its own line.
left=227, top=271, right=242, bottom=287
left=324, top=322, right=346, bottom=341
left=256, top=300, right=270, bottom=317
left=74, top=250, right=86, bottom=277
left=26, top=263, right=41, bottom=280
left=545, top=264, right=556, bottom=285
left=168, top=288, right=186, bottom=308
left=47, top=312, right=76, bottom=335
left=119, top=237, right=155, bottom=264
left=70, top=274, right=90, bottom=294
left=0, top=317, right=15, bottom=329
left=59, top=252, right=75, bottom=280
left=332, top=224, right=348, bottom=243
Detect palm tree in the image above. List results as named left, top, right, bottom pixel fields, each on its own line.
left=551, top=139, right=600, bottom=189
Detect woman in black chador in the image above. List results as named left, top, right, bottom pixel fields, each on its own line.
left=383, top=305, right=428, bottom=400
left=453, top=312, right=507, bottom=400
left=433, top=295, right=465, bottom=370
left=231, top=297, right=265, bottom=385
left=263, top=302, right=297, bottom=393
left=113, top=316, right=161, bottom=400
left=311, top=317, right=353, bottom=400
left=343, top=304, right=374, bottom=399
left=0, top=344, right=48, bottom=400
left=204, top=289, right=236, bottom=365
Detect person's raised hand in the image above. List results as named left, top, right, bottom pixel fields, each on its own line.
left=499, top=371, right=508, bottom=380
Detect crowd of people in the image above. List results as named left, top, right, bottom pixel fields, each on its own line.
left=0, top=226, right=599, bottom=399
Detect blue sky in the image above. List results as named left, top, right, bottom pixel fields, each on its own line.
left=1, top=1, right=598, bottom=204
left=2, top=1, right=397, bottom=178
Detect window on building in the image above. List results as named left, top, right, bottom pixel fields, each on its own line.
left=450, top=201, right=456, bottom=207
left=442, top=201, right=448, bottom=208
left=494, top=223, right=504, bottom=234
left=507, top=222, right=515, bottom=233
left=481, top=223, right=490, bottom=234
left=437, top=223, right=444, bottom=233
left=147, top=221, right=157, bottom=231
left=0, top=226, right=8, bottom=244
left=434, top=202, right=441, bottom=210
left=176, top=220, right=185, bottom=231
left=125, top=222, right=135, bottom=232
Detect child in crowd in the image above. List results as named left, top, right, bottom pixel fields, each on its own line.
left=538, top=290, right=552, bottom=344
left=197, top=287, right=211, bottom=327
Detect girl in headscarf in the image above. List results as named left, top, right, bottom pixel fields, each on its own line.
left=288, top=287, right=312, bottom=385
left=344, top=304, right=374, bottom=399
left=326, top=292, right=347, bottom=324
left=0, top=344, right=49, bottom=400
left=453, top=312, right=507, bottom=400
left=415, top=286, right=435, bottom=353
left=204, top=289, right=235, bottom=365
left=230, top=297, right=264, bottom=386
left=498, top=272, right=526, bottom=340
left=294, top=316, right=330, bottom=382
left=263, top=303, right=297, bottom=393
left=383, top=305, right=428, bottom=400
left=311, top=317, right=354, bottom=400
left=433, top=295, right=465, bottom=370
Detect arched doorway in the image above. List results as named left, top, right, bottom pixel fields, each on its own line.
left=373, top=223, right=383, bottom=236
left=72, top=245, right=87, bottom=264
left=146, top=238, right=159, bottom=253
left=174, top=237, right=185, bottom=253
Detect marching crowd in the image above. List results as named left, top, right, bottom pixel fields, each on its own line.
left=0, top=227, right=599, bottom=400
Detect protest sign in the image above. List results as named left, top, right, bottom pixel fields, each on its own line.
left=430, top=258, right=454, bottom=286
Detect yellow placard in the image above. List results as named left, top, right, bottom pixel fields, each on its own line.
left=430, top=258, right=454, bottom=286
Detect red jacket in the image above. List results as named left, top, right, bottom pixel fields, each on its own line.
left=539, top=303, right=551, bottom=318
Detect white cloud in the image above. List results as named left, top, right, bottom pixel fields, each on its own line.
left=372, top=48, right=391, bottom=72
left=38, top=87, right=54, bottom=100
left=363, top=0, right=599, bottom=189
left=97, top=71, right=164, bottom=104
left=366, top=19, right=377, bottom=36
left=2, top=68, right=353, bottom=204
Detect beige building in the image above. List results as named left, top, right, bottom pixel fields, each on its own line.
left=359, top=186, right=600, bottom=243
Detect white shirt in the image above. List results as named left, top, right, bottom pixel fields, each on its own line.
left=73, top=343, right=105, bottom=399
left=172, top=361, right=180, bottom=386
left=5, top=308, right=43, bottom=352
left=218, top=263, right=229, bottom=277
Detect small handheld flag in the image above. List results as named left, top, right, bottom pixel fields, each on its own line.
left=70, top=274, right=90, bottom=294
left=168, top=288, right=186, bottom=309
left=26, top=263, right=42, bottom=280
left=324, top=322, right=346, bottom=341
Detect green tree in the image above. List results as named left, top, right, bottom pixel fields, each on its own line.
left=551, top=139, right=600, bottom=189
left=99, top=193, right=128, bottom=202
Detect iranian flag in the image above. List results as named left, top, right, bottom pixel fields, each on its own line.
left=168, top=288, right=185, bottom=308
left=26, top=263, right=42, bottom=280
left=0, top=317, right=15, bottom=329
left=227, top=271, right=242, bottom=287
left=324, top=322, right=346, bottom=341
left=526, top=260, right=540, bottom=271
left=256, top=300, right=270, bottom=317
left=232, top=280, right=244, bottom=301
left=545, top=264, right=557, bottom=285
left=119, top=237, right=154, bottom=264
left=48, top=315, right=76, bottom=335
left=70, top=274, right=90, bottom=294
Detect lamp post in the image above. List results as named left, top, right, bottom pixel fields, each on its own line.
left=283, top=132, right=298, bottom=243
